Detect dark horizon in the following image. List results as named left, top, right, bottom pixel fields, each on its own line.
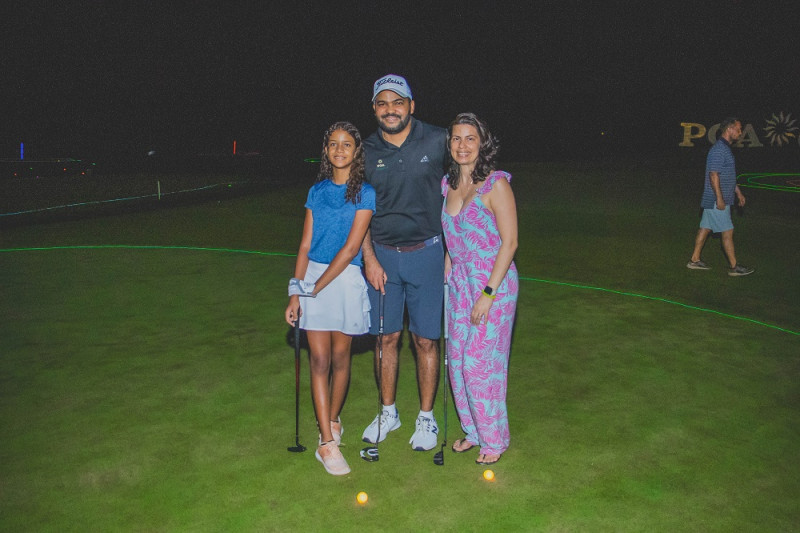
left=4, top=3, right=797, bottom=165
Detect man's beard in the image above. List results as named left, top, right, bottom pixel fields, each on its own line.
left=378, top=113, right=411, bottom=134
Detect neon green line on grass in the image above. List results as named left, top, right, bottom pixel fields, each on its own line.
left=519, top=276, right=798, bottom=336
left=0, top=244, right=296, bottom=258
left=2, top=245, right=797, bottom=336
left=737, top=172, right=800, bottom=193
left=0, top=182, right=249, bottom=217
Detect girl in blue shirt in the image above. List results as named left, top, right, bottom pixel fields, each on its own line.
left=285, top=122, right=375, bottom=475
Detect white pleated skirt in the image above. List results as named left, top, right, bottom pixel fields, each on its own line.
left=299, top=261, right=371, bottom=335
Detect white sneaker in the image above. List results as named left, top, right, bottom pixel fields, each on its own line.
left=361, top=409, right=401, bottom=444
left=409, top=415, right=439, bottom=451
left=315, top=441, right=350, bottom=476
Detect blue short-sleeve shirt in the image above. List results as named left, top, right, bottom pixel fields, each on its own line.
left=701, top=137, right=737, bottom=208
left=306, top=179, right=376, bottom=266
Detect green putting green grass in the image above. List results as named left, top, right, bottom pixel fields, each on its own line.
left=1, top=161, right=798, bottom=531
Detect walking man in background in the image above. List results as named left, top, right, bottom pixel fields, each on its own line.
left=687, top=117, right=754, bottom=277
left=360, top=74, right=448, bottom=451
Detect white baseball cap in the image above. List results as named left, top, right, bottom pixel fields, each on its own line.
left=372, top=74, right=413, bottom=102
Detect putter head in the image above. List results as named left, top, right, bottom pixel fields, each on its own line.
left=287, top=444, right=306, bottom=453
left=360, top=446, right=379, bottom=462
left=433, top=449, right=444, bottom=466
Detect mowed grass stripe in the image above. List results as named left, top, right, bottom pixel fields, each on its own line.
left=1, top=246, right=797, bottom=531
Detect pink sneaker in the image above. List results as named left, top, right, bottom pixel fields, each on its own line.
left=315, top=441, right=350, bottom=476
left=318, top=418, right=343, bottom=446
left=331, top=418, right=343, bottom=446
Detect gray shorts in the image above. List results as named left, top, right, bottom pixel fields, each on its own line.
left=699, top=205, right=734, bottom=233
left=368, top=237, right=444, bottom=339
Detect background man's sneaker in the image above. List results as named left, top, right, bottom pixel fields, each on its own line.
left=409, top=415, right=438, bottom=451
left=361, top=410, right=401, bottom=444
left=687, top=260, right=711, bottom=270
left=729, top=264, right=754, bottom=277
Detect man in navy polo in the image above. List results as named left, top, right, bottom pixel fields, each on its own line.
left=360, top=74, right=448, bottom=451
left=687, top=117, right=754, bottom=276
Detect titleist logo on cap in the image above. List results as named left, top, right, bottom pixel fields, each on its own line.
left=376, top=76, right=405, bottom=89
left=372, top=74, right=412, bottom=101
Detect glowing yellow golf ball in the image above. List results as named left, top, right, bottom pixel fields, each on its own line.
left=483, top=469, right=495, bottom=481
left=356, top=491, right=368, bottom=504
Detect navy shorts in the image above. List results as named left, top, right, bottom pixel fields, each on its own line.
left=368, top=237, right=444, bottom=339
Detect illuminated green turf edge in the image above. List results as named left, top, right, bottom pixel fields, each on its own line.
left=1, top=172, right=793, bottom=219
left=738, top=172, right=800, bottom=193
left=0, top=182, right=243, bottom=217
left=1, top=244, right=796, bottom=336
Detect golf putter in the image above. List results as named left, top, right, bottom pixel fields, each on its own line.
left=434, top=283, right=449, bottom=466
left=361, top=292, right=385, bottom=462
left=287, top=320, right=306, bottom=453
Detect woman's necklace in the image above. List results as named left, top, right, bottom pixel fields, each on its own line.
left=458, top=181, right=479, bottom=208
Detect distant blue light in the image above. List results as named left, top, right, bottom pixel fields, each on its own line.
left=20, top=142, right=24, bottom=160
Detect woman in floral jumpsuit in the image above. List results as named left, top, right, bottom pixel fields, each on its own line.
left=441, top=113, right=519, bottom=466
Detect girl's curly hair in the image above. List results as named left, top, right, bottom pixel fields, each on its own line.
left=317, top=121, right=365, bottom=203
left=446, top=113, right=500, bottom=190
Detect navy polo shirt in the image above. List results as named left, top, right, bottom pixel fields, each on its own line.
left=364, top=117, right=447, bottom=246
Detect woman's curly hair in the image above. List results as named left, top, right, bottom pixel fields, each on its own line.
left=317, top=121, right=365, bottom=204
left=446, top=112, right=500, bottom=190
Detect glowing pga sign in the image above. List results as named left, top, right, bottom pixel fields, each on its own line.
left=679, top=112, right=798, bottom=148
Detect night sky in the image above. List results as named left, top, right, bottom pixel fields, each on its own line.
left=4, top=2, right=797, bottom=163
